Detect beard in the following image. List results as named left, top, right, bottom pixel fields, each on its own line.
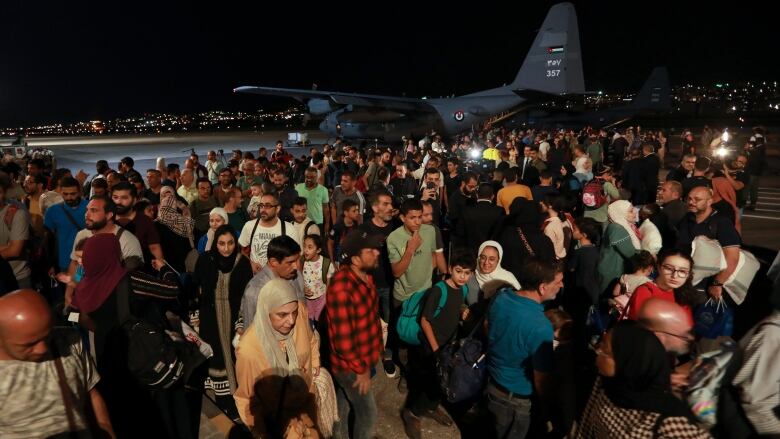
left=115, top=203, right=132, bottom=215
left=85, top=218, right=107, bottom=231
left=64, top=197, right=82, bottom=207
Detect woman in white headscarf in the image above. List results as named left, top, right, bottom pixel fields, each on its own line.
left=234, top=279, right=332, bottom=438
left=466, top=241, right=521, bottom=305
left=197, top=207, right=229, bottom=253
left=597, top=200, right=641, bottom=293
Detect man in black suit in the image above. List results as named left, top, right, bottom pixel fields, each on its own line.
left=447, top=172, right=478, bottom=244
left=456, top=183, right=504, bottom=253
left=519, top=145, right=540, bottom=187
left=640, top=143, right=661, bottom=204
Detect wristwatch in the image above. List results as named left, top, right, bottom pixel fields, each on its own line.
left=710, top=280, right=724, bottom=287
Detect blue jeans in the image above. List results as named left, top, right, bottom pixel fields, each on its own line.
left=332, top=371, right=377, bottom=439
left=486, top=382, right=532, bottom=439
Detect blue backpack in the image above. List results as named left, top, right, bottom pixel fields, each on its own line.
left=397, top=281, right=468, bottom=346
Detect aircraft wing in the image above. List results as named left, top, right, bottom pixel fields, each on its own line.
left=233, top=86, right=438, bottom=113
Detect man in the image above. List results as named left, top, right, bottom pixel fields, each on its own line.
left=388, top=199, right=439, bottom=306
left=83, top=160, right=110, bottom=199
left=657, top=181, right=687, bottom=249
left=610, top=130, right=629, bottom=171
left=271, top=169, right=299, bottom=222
left=482, top=139, right=500, bottom=165
left=639, top=143, right=661, bottom=204
left=486, top=258, right=562, bottom=438
left=519, top=145, right=541, bottom=187
left=205, top=150, right=224, bottom=186
left=164, top=163, right=181, bottom=189
left=223, top=187, right=248, bottom=233
left=271, top=140, right=293, bottom=164
left=681, top=156, right=712, bottom=197
left=0, top=289, right=115, bottom=438
left=723, top=155, right=750, bottom=215
left=676, top=187, right=741, bottom=301
left=358, top=190, right=398, bottom=377
left=530, top=147, right=547, bottom=173
left=118, top=156, right=142, bottom=182
left=190, top=152, right=208, bottom=180
left=447, top=172, right=478, bottom=244
left=496, top=167, right=533, bottom=214
left=0, top=182, right=31, bottom=288
left=143, top=169, right=163, bottom=205
left=238, top=192, right=299, bottom=273
left=189, top=178, right=221, bottom=237
left=637, top=297, right=694, bottom=356
left=111, top=181, right=163, bottom=270
left=44, top=177, right=87, bottom=275
left=443, top=157, right=462, bottom=200
left=65, top=196, right=143, bottom=305
left=236, top=160, right=262, bottom=198
left=417, top=167, right=444, bottom=224
left=327, top=230, right=383, bottom=439
left=330, top=170, right=366, bottom=225
left=586, top=133, right=604, bottom=172
left=23, top=174, right=46, bottom=238
left=389, top=163, right=417, bottom=205
left=295, top=167, right=330, bottom=235
left=240, top=235, right=304, bottom=329
left=458, top=183, right=504, bottom=253
left=214, top=168, right=235, bottom=206
left=290, top=196, right=320, bottom=239
left=744, top=134, right=767, bottom=211
left=175, top=168, right=198, bottom=205
left=421, top=201, right=448, bottom=275
left=666, top=154, right=697, bottom=183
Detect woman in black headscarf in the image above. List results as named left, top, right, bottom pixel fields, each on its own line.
left=192, top=224, right=253, bottom=419
left=576, top=321, right=710, bottom=438
left=494, top=197, right=556, bottom=279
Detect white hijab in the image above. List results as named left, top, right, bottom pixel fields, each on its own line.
left=475, top=241, right=521, bottom=295
left=607, top=200, right=641, bottom=249
left=204, top=208, right=228, bottom=251
left=253, top=279, right=301, bottom=377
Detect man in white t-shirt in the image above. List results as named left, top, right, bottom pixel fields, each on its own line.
left=238, top=192, right=299, bottom=273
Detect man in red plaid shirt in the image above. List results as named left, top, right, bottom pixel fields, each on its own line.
left=327, top=229, right=383, bottom=439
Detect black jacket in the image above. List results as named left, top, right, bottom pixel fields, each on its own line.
left=457, top=200, right=504, bottom=252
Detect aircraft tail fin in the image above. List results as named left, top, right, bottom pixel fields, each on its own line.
left=629, top=67, right=671, bottom=111
left=510, top=2, right=585, bottom=95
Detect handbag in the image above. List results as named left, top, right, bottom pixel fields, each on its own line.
left=436, top=315, right=487, bottom=403
left=694, top=297, right=734, bottom=338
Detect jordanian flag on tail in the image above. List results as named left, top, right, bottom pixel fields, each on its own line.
left=547, top=46, right=564, bottom=54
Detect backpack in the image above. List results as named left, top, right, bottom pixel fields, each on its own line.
left=582, top=179, right=607, bottom=208
left=436, top=314, right=487, bottom=403
left=397, top=281, right=468, bottom=346
left=685, top=338, right=739, bottom=428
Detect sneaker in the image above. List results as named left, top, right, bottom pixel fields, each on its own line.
left=383, top=358, right=397, bottom=378
left=401, top=409, right=422, bottom=439
left=424, top=406, right=453, bottom=427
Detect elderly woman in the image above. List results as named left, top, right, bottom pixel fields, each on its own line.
left=157, top=185, right=196, bottom=272
left=234, top=278, right=324, bottom=438
left=576, top=321, right=710, bottom=438
left=466, top=241, right=521, bottom=305
left=197, top=207, right=228, bottom=254
left=193, top=224, right=252, bottom=420
left=597, top=200, right=640, bottom=294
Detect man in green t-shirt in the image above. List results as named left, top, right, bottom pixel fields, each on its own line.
left=295, top=167, right=330, bottom=235
left=387, top=199, right=439, bottom=302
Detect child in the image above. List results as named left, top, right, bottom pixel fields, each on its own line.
left=291, top=196, right=320, bottom=239
left=56, top=237, right=88, bottom=289
left=301, top=234, right=333, bottom=322
left=403, top=251, right=475, bottom=434
left=328, top=199, right=360, bottom=265
left=246, top=182, right=264, bottom=219
left=612, top=250, right=655, bottom=313
left=568, top=217, right=602, bottom=308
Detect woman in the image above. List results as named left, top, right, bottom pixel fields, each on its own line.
left=496, top=197, right=556, bottom=277
left=711, top=176, right=741, bottom=234
left=466, top=240, right=521, bottom=305
left=197, top=207, right=228, bottom=254
left=541, top=193, right=571, bottom=261
left=234, top=279, right=323, bottom=438
left=157, top=185, right=196, bottom=273
left=624, top=250, right=697, bottom=322
left=597, top=200, right=640, bottom=294
left=193, top=224, right=253, bottom=419
left=576, top=321, right=710, bottom=438
left=573, top=144, right=594, bottom=183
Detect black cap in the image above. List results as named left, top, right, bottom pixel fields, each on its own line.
left=339, top=230, right=383, bottom=263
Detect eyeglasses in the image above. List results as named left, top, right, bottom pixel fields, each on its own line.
left=660, top=264, right=690, bottom=278
left=258, top=203, right=279, bottom=209
left=653, top=329, right=695, bottom=343
left=478, top=255, right=498, bottom=263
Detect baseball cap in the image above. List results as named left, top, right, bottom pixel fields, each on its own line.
left=339, top=230, right=383, bottom=263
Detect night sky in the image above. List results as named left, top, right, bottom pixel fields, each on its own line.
left=2, top=1, right=778, bottom=126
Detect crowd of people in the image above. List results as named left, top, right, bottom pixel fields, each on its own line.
left=0, top=126, right=777, bottom=439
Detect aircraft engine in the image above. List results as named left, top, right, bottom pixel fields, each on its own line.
left=307, top=99, right=334, bottom=115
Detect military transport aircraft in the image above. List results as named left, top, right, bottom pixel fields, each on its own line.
left=234, top=2, right=586, bottom=140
